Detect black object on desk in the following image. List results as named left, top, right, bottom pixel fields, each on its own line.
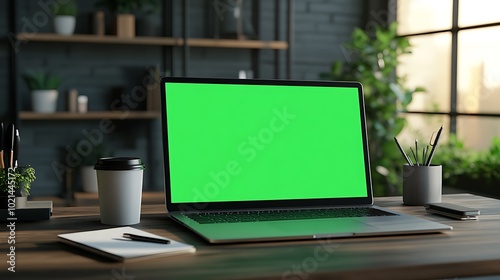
left=123, top=233, right=171, bottom=244
left=425, top=202, right=480, bottom=220
left=0, top=201, right=52, bottom=221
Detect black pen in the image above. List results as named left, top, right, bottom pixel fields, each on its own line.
left=426, top=125, right=444, bottom=166
left=415, top=139, right=419, bottom=166
left=123, top=233, right=170, bottom=244
left=394, top=137, right=413, bottom=166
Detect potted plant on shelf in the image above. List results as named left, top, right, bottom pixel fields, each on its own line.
left=51, top=0, right=78, bottom=36
left=136, top=0, right=160, bottom=36
left=0, top=166, right=36, bottom=209
left=95, top=0, right=158, bottom=38
left=22, top=70, right=61, bottom=113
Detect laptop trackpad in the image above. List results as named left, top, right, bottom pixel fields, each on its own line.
left=269, top=218, right=376, bottom=237
left=200, top=218, right=377, bottom=240
left=187, top=218, right=378, bottom=241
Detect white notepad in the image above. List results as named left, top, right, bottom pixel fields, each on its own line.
left=58, top=226, right=196, bottom=261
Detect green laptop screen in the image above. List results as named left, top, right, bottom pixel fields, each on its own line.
left=165, top=82, right=368, bottom=203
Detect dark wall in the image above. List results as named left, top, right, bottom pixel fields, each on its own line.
left=1, top=0, right=367, bottom=196
left=1, top=0, right=9, bottom=122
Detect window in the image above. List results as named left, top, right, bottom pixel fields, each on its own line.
left=396, top=0, right=500, bottom=150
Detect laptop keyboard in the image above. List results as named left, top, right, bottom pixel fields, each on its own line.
left=184, top=207, right=397, bottom=224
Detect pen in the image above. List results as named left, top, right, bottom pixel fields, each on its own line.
left=426, top=125, right=443, bottom=166
left=123, top=233, right=170, bottom=244
left=394, top=137, right=413, bottom=166
left=0, top=122, right=4, bottom=169
left=415, top=139, right=419, bottom=166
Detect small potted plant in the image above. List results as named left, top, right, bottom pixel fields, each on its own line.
left=0, top=166, right=36, bottom=209
left=52, top=0, right=78, bottom=35
left=135, top=0, right=160, bottom=36
left=22, top=70, right=61, bottom=113
left=95, top=0, right=158, bottom=38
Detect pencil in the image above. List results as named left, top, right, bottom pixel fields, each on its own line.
left=394, top=137, right=413, bottom=166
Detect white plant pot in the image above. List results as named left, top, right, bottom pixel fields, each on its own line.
left=81, top=166, right=98, bottom=193
left=15, top=196, right=27, bottom=209
left=54, top=16, right=76, bottom=36
left=31, top=90, right=58, bottom=113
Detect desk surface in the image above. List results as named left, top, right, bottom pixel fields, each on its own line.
left=4, top=193, right=500, bottom=280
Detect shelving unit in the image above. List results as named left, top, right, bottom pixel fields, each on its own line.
left=5, top=0, right=294, bottom=195
left=11, top=0, right=293, bottom=121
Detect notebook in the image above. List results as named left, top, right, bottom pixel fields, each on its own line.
left=160, top=77, right=452, bottom=243
left=58, top=227, right=195, bottom=261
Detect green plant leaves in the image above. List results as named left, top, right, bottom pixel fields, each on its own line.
left=96, top=0, right=158, bottom=14
left=51, top=0, right=78, bottom=16
left=0, top=166, right=36, bottom=196
left=22, top=70, right=61, bottom=90
left=433, top=135, right=500, bottom=188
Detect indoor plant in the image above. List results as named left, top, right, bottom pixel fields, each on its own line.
left=95, top=0, right=158, bottom=38
left=321, top=22, right=425, bottom=195
left=433, top=135, right=500, bottom=197
left=52, top=0, right=78, bottom=35
left=135, top=0, right=160, bottom=36
left=23, top=70, right=61, bottom=113
left=0, top=166, right=36, bottom=209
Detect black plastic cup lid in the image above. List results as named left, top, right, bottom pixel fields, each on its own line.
left=94, top=157, right=145, bottom=171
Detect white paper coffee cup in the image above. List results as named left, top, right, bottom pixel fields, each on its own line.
left=95, top=157, right=145, bottom=225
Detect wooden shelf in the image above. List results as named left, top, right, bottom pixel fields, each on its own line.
left=188, top=38, right=288, bottom=49
left=16, top=33, right=288, bottom=50
left=16, top=33, right=182, bottom=46
left=19, top=111, right=160, bottom=120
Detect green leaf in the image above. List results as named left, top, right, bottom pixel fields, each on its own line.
left=414, top=86, right=426, bottom=93
left=23, top=70, right=61, bottom=90
left=0, top=166, right=36, bottom=195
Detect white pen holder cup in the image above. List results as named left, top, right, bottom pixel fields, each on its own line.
left=402, top=164, right=442, bottom=206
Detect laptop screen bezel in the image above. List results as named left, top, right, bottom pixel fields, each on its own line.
left=160, top=77, right=373, bottom=212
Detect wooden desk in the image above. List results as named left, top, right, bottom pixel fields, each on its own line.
left=4, top=194, right=500, bottom=279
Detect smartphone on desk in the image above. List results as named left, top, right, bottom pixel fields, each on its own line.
left=425, top=202, right=480, bottom=220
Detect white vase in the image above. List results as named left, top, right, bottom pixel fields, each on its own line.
left=81, top=166, right=98, bottom=193
left=54, top=16, right=76, bottom=36
left=31, top=90, right=58, bottom=113
left=15, top=196, right=27, bottom=209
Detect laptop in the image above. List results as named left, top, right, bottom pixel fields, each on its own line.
left=160, top=77, right=452, bottom=244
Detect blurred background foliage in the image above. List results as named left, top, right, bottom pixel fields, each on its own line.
left=322, top=22, right=424, bottom=195
left=433, top=135, right=500, bottom=196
